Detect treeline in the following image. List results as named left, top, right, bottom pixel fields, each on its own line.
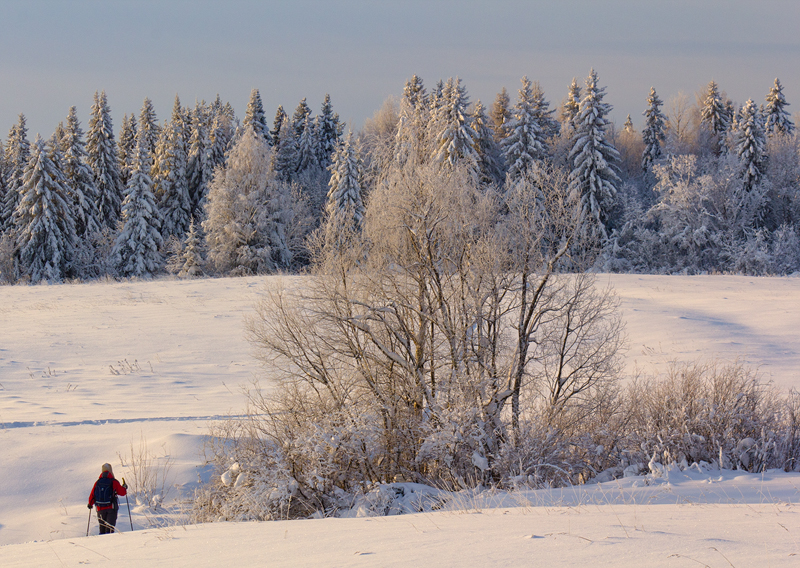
left=1, top=71, right=799, bottom=283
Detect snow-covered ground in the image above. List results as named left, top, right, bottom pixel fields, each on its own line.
left=1, top=274, right=799, bottom=566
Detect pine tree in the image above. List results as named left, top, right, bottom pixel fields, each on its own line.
left=87, top=90, right=122, bottom=229
left=113, top=132, right=163, bottom=277
left=154, top=100, right=191, bottom=239
left=764, top=78, right=794, bottom=137
left=138, top=97, right=160, bottom=163
left=490, top=87, right=511, bottom=144
left=317, top=94, right=341, bottom=167
left=502, top=76, right=547, bottom=180
left=736, top=99, right=767, bottom=193
left=326, top=131, right=364, bottom=236
left=14, top=136, right=77, bottom=282
left=641, top=87, right=666, bottom=173
left=431, top=77, right=480, bottom=179
left=291, top=98, right=312, bottom=138
left=117, top=114, right=137, bottom=189
left=61, top=106, right=102, bottom=238
left=568, top=69, right=621, bottom=241
left=270, top=105, right=287, bottom=147
left=2, top=114, right=30, bottom=235
left=243, top=88, right=269, bottom=142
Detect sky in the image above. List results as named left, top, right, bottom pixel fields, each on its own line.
left=2, top=0, right=800, bottom=141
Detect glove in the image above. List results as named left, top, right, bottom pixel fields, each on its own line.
left=87, top=504, right=92, bottom=509
left=122, top=477, right=128, bottom=489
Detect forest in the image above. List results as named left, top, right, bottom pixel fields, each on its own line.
left=0, top=70, right=798, bottom=284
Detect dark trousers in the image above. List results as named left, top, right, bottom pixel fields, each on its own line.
left=97, top=508, right=118, bottom=534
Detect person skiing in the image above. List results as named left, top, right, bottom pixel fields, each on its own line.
left=87, top=463, right=127, bottom=534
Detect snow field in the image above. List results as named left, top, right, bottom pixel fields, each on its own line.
left=1, top=274, right=799, bottom=564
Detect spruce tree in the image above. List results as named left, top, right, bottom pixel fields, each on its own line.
left=138, top=97, right=161, bottom=163
left=431, top=77, right=480, bottom=179
left=154, top=104, right=191, bottom=239
left=736, top=98, right=767, bottom=193
left=394, top=75, right=430, bottom=165
left=243, top=88, right=269, bottom=142
left=2, top=114, right=30, bottom=235
left=113, top=132, right=163, bottom=277
left=61, top=106, right=102, bottom=238
left=87, top=90, right=122, bottom=229
left=764, top=78, right=794, bottom=137
left=568, top=69, right=621, bottom=241
left=273, top=115, right=299, bottom=182
left=472, top=100, right=503, bottom=185
left=326, top=131, right=364, bottom=236
left=296, top=114, right=319, bottom=173
left=701, top=80, right=730, bottom=154
left=186, top=102, right=214, bottom=216
left=641, top=87, right=666, bottom=173
left=561, top=78, right=582, bottom=126
left=317, top=94, right=341, bottom=167
left=502, top=76, right=547, bottom=180
left=178, top=216, right=203, bottom=277
left=291, top=98, right=312, bottom=138
left=117, top=114, right=137, bottom=189
left=14, top=136, right=77, bottom=282
left=531, top=81, right=558, bottom=139
left=270, top=105, right=287, bottom=147
left=490, top=87, right=511, bottom=144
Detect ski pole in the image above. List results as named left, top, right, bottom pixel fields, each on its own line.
left=86, top=506, right=92, bottom=536
left=123, top=478, right=133, bottom=531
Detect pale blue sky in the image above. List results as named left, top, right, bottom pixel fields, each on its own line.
left=2, top=1, right=799, bottom=140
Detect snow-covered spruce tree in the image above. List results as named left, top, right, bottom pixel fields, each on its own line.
left=14, top=136, right=77, bottom=283
left=272, top=115, right=299, bottom=183
left=154, top=107, right=191, bottom=239
left=394, top=75, right=430, bottom=166
left=700, top=80, right=730, bottom=154
left=113, top=132, right=163, bottom=277
left=560, top=78, right=582, bottom=127
left=138, top=97, right=161, bottom=164
left=736, top=99, right=767, bottom=195
left=502, top=76, right=547, bottom=181
left=243, top=88, right=269, bottom=143
left=87, top=90, right=123, bottom=229
left=270, top=105, right=287, bottom=147
left=61, top=106, right=102, bottom=239
left=203, top=129, right=308, bottom=274
left=324, top=131, right=364, bottom=248
left=568, top=69, right=621, bottom=242
left=316, top=94, right=341, bottom=168
left=178, top=216, right=204, bottom=277
left=291, top=98, right=312, bottom=139
left=490, top=87, right=511, bottom=144
left=472, top=100, right=504, bottom=186
left=531, top=81, right=558, bottom=140
left=641, top=87, right=666, bottom=173
left=2, top=114, right=31, bottom=235
left=296, top=115, right=319, bottom=174
left=117, top=114, right=137, bottom=188
left=186, top=102, right=215, bottom=217
left=431, top=77, right=480, bottom=180
left=764, top=78, right=794, bottom=137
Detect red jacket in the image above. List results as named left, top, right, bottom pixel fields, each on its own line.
left=88, top=472, right=127, bottom=511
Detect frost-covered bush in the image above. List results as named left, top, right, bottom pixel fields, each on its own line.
left=623, top=361, right=798, bottom=472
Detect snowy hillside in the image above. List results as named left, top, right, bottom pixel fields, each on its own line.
left=1, top=274, right=799, bottom=566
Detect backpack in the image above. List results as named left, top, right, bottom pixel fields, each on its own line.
left=94, top=476, right=116, bottom=507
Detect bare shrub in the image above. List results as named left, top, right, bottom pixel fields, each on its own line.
left=118, top=434, right=175, bottom=510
